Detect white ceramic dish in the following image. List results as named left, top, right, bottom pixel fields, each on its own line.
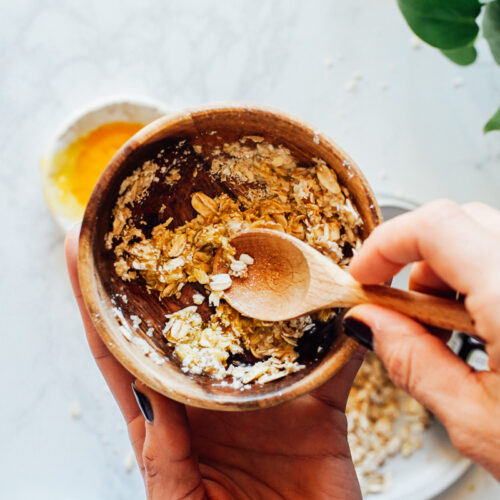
left=363, top=194, right=471, bottom=499
left=41, top=95, right=172, bottom=232
left=365, top=419, right=471, bottom=500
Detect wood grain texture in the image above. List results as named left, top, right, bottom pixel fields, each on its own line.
left=358, top=285, right=476, bottom=334
left=78, top=104, right=382, bottom=411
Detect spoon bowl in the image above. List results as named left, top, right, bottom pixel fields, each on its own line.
left=214, top=230, right=311, bottom=320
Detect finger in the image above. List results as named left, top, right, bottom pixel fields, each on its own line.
left=460, top=204, right=500, bottom=347
left=343, top=304, right=476, bottom=426
left=64, top=225, right=141, bottom=426
left=134, top=380, right=204, bottom=500
left=312, top=347, right=365, bottom=411
left=463, top=202, right=500, bottom=238
left=409, top=262, right=455, bottom=342
left=350, top=199, right=499, bottom=295
left=409, top=262, right=454, bottom=296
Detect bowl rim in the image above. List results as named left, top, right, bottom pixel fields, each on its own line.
left=78, top=103, right=382, bottom=411
left=44, top=94, right=172, bottom=153
left=41, top=95, right=173, bottom=233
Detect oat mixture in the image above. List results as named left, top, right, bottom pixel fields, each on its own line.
left=106, top=137, right=363, bottom=385
left=347, top=353, right=430, bottom=494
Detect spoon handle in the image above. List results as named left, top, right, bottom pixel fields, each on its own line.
left=355, top=285, right=476, bottom=335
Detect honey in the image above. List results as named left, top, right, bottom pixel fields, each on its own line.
left=51, top=122, right=143, bottom=218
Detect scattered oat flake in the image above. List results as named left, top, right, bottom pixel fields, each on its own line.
left=69, top=401, right=82, bottom=419
left=352, top=70, right=363, bottom=81
left=130, top=315, right=142, bottom=330
left=209, top=273, right=232, bottom=291
left=345, top=80, right=357, bottom=92
left=239, top=253, right=254, bottom=265
left=192, top=293, right=205, bottom=305
left=347, top=353, right=430, bottom=494
left=410, top=35, right=422, bottom=50
left=123, top=449, right=136, bottom=473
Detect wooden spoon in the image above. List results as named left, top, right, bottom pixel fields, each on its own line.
left=213, top=229, right=476, bottom=334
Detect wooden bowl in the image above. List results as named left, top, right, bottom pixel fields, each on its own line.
left=78, top=104, right=381, bottom=411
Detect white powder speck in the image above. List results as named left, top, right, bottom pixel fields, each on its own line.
left=379, top=81, right=389, bottom=90
left=410, top=35, right=422, bottom=50
left=123, top=449, right=136, bottom=473
left=146, top=327, right=154, bottom=337
left=352, top=70, right=363, bottom=81
left=345, top=80, right=357, bottom=92
left=324, top=56, right=334, bottom=68
left=452, top=76, right=464, bottom=88
left=130, top=315, right=142, bottom=330
left=378, top=169, right=388, bottom=180
left=69, top=401, right=82, bottom=419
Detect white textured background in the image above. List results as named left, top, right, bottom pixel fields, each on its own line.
left=1, top=1, right=499, bottom=499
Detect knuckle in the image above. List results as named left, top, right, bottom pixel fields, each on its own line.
left=444, top=411, right=486, bottom=460
left=462, top=201, right=488, bottom=213
left=408, top=262, right=424, bottom=281
left=422, top=199, right=462, bottom=227
left=426, top=198, right=460, bottom=214
left=382, top=338, right=424, bottom=399
left=466, top=289, right=500, bottom=341
left=415, top=200, right=465, bottom=243
left=446, top=423, right=471, bottom=455
left=382, top=343, right=413, bottom=393
left=142, top=451, right=160, bottom=480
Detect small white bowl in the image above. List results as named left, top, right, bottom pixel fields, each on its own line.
left=41, top=95, right=172, bottom=232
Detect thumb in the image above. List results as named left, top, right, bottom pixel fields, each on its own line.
left=342, top=304, right=474, bottom=424
left=132, top=381, right=205, bottom=500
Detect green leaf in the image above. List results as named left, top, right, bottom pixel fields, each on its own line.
left=441, top=45, right=477, bottom=65
left=483, top=0, right=500, bottom=65
left=484, top=107, right=500, bottom=132
left=397, top=0, right=482, bottom=49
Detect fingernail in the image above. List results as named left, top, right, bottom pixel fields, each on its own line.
left=131, top=382, right=154, bottom=423
left=342, top=316, right=374, bottom=350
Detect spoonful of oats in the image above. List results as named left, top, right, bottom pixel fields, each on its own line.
left=213, top=228, right=476, bottom=333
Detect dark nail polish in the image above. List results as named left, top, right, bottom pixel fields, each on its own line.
left=342, top=317, right=374, bottom=350
left=132, top=383, right=154, bottom=423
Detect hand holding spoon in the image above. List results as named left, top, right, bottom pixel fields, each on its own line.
left=213, top=229, right=476, bottom=334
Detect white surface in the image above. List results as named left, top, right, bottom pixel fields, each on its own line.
left=1, top=1, right=499, bottom=499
